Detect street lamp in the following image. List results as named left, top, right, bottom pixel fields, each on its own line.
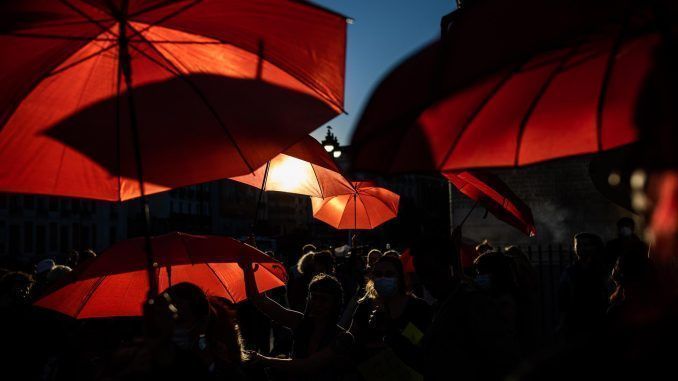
left=321, top=126, right=340, bottom=154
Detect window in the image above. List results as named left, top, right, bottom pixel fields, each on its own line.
left=36, top=225, right=46, bottom=255
left=24, top=222, right=33, bottom=253
left=109, top=226, right=117, bottom=246
left=49, top=223, right=58, bottom=251
left=60, top=225, right=69, bottom=253
left=9, top=224, right=20, bottom=255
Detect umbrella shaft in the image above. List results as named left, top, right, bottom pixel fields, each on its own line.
left=119, top=21, right=158, bottom=297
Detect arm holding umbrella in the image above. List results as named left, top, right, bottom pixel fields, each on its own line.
left=239, top=254, right=303, bottom=330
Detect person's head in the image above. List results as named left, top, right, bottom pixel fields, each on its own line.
left=164, top=282, right=210, bottom=350
left=0, top=271, right=34, bottom=306
left=296, top=251, right=316, bottom=276
left=617, top=217, right=636, bottom=238
left=364, top=254, right=406, bottom=300
left=475, top=240, right=494, bottom=256
left=80, top=249, right=97, bottom=264
left=66, top=250, right=80, bottom=267
left=35, top=258, right=55, bottom=279
left=473, top=252, right=517, bottom=294
left=46, top=264, right=72, bottom=284
left=302, top=244, right=317, bottom=255
left=574, top=233, right=605, bottom=264
left=411, top=234, right=457, bottom=300
left=366, top=249, right=382, bottom=271
left=306, top=273, right=343, bottom=321
left=312, top=250, right=335, bottom=275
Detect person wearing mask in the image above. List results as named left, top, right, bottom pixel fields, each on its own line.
left=473, top=252, right=520, bottom=336
left=410, top=235, right=519, bottom=381
left=349, top=253, right=432, bottom=380
left=557, top=233, right=608, bottom=339
left=239, top=256, right=353, bottom=381
left=102, top=282, right=244, bottom=380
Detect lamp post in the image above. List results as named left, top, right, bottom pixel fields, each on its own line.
left=321, top=126, right=342, bottom=158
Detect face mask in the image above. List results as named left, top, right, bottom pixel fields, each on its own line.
left=620, top=227, right=633, bottom=237
left=171, top=327, right=194, bottom=350
left=474, top=274, right=492, bottom=290
left=374, top=277, right=398, bottom=297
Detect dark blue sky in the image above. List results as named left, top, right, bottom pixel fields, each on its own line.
left=309, top=0, right=456, bottom=145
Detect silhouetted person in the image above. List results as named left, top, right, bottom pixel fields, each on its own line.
left=410, top=235, right=519, bottom=381
left=473, top=252, right=519, bottom=338
left=350, top=254, right=431, bottom=379
left=505, top=245, right=539, bottom=355
left=605, top=217, right=647, bottom=273
left=557, top=233, right=608, bottom=339
left=240, top=256, right=353, bottom=381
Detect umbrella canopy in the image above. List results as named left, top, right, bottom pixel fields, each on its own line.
left=312, top=181, right=399, bottom=230
left=230, top=136, right=354, bottom=197
left=0, top=0, right=348, bottom=201
left=350, top=0, right=659, bottom=173
left=34, top=232, right=287, bottom=319
left=445, top=171, right=536, bottom=237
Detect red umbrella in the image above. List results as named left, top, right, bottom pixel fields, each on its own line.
left=230, top=136, right=354, bottom=198
left=350, top=0, right=659, bottom=173
left=0, top=0, right=348, bottom=201
left=0, top=0, right=347, bottom=295
left=34, top=232, right=287, bottom=319
left=445, top=171, right=536, bottom=237
left=311, top=181, right=399, bottom=230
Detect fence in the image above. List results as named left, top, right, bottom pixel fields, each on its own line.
left=522, top=244, right=575, bottom=344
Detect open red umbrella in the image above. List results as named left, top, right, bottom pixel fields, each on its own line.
left=230, top=136, right=354, bottom=198
left=445, top=171, right=536, bottom=237
left=34, top=232, right=287, bottom=319
left=350, top=0, right=660, bottom=173
left=311, top=181, right=399, bottom=230
left=0, top=0, right=347, bottom=295
left=0, top=0, right=348, bottom=201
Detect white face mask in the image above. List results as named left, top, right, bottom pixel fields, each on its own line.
left=620, top=227, right=633, bottom=237
left=373, top=277, right=398, bottom=297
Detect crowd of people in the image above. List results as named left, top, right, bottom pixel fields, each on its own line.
left=1, top=217, right=676, bottom=380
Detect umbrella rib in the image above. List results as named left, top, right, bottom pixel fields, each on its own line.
left=128, top=0, right=202, bottom=20
left=74, top=274, right=108, bottom=318
left=59, top=0, right=117, bottom=36
left=131, top=24, right=345, bottom=114
left=513, top=41, right=584, bottom=166
left=205, top=262, right=236, bottom=302
left=126, top=25, right=255, bottom=172
left=309, top=164, right=325, bottom=198
left=596, top=13, right=631, bottom=152
left=1, top=32, right=116, bottom=41
left=437, top=66, right=519, bottom=171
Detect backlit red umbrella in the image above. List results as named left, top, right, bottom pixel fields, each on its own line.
left=34, top=232, right=287, bottom=319
left=230, top=136, right=354, bottom=198
left=0, top=0, right=347, bottom=295
left=311, top=181, right=399, bottom=230
left=350, top=0, right=659, bottom=173
left=445, top=171, right=536, bottom=237
left=0, top=0, right=348, bottom=201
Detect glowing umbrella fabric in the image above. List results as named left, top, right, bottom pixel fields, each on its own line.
left=34, top=232, right=287, bottom=319
left=350, top=0, right=657, bottom=173
left=229, top=136, right=354, bottom=197
left=0, top=0, right=348, bottom=201
left=311, top=181, right=399, bottom=230
left=445, top=171, right=536, bottom=236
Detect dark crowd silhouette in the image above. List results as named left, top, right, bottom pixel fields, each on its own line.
left=1, top=217, right=677, bottom=380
